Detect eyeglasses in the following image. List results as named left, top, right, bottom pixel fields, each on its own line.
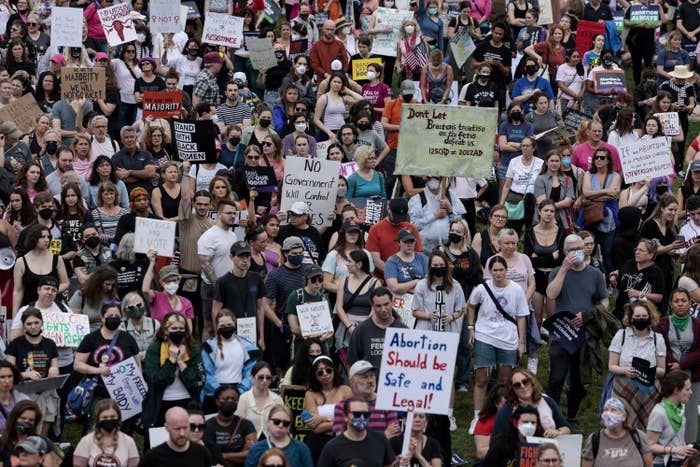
left=189, top=423, right=205, bottom=431
left=492, top=214, right=507, bottom=220
left=262, top=141, right=273, bottom=147
left=593, top=156, right=608, bottom=161
left=512, top=378, right=531, bottom=389
left=257, top=374, right=273, bottom=381
left=351, top=411, right=371, bottom=418
left=295, top=107, right=306, bottom=112
left=316, top=367, right=334, bottom=377
left=270, top=418, right=291, bottom=427
left=309, top=276, right=323, bottom=284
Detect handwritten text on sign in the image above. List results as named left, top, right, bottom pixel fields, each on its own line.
left=202, top=12, right=244, bottom=48
left=61, top=67, right=105, bottom=101
left=41, top=312, right=89, bottom=348
left=281, top=157, right=340, bottom=227
left=376, top=328, right=458, bottom=414
left=150, top=0, right=183, bottom=33
left=98, top=3, right=137, bottom=46
left=133, top=217, right=176, bottom=257
left=296, top=302, right=334, bottom=337
left=102, top=357, right=148, bottom=420
left=51, top=7, right=84, bottom=47
left=619, top=136, right=674, bottom=183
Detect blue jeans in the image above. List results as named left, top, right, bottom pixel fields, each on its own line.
left=455, top=318, right=471, bottom=388
left=594, top=228, right=614, bottom=275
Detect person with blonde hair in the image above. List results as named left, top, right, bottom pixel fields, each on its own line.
left=73, top=399, right=139, bottom=467
left=345, top=145, right=386, bottom=199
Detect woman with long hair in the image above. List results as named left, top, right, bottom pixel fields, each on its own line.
left=396, top=19, right=429, bottom=81
left=609, top=238, right=664, bottom=320
left=231, top=144, right=273, bottom=213
left=242, top=103, right=278, bottom=149
left=313, top=72, right=361, bottom=143
left=392, top=412, right=442, bottom=467
left=90, top=181, right=129, bottom=246
left=109, top=233, right=148, bottom=299
left=34, top=72, right=59, bottom=113
left=656, top=30, right=689, bottom=84
left=483, top=404, right=542, bottom=465
left=524, top=23, right=566, bottom=83
left=471, top=204, right=509, bottom=267
left=73, top=399, right=139, bottom=467
left=583, top=33, right=605, bottom=69
left=87, top=156, right=129, bottom=210
left=14, top=162, right=46, bottom=202
left=5, top=39, right=34, bottom=78
left=556, top=48, right=586, bottom=113
left=497, top=103, right=534, bottom=189
left=142, top=255, right=194, bottom=329
left=58, top=183, right=92, bottom=245
left=112, top=42, right=142, bottom=128
left=534, top=150, right=575, bottom=231
left=141, top=125, right=173, bottom=175
left=71, top=133, right=95, bottom=181
left=262, top=214, right=283, bottom=270
left=261, top=133, right=284, bottom=186
left=68, top=265, right=118, bottom=332
left=283, top=338, right=323, bottom=387
left=161, top=37, right=203, bottom=96
left=322, top=220, right=372, bottom=296
left=500, top=135, right=543, bottom=235
left=235, top=361, right=283, bottom=439
left=473, top=384, right=509, bottom=460
left=0, top=400, right=41, bottom=465
left=272, top=85, right=300, bottom=136
left=26, top=115, right=53, bottom=163
left=203, top=384, right=256, bottom=464
left=4, top=189, right=35, bottom=234
left=412, top=249, right=466, bottom=332
left=150, top=161, right=180, bottom=221
left=280, top=55, right=314, bottom=102
left=607, top=108, right=641, bottom=148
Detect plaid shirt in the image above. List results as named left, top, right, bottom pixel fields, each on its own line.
left=193, top=68, right=220, bottom=105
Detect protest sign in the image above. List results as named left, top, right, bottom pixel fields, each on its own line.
left=0, top=94, right=43, bottom=135
left=280, top=157, right=340, bottom=227
left=520, top=436, right=583, bottom=467
left=538, top=0, right=554, bottom=24
left=575, top=20, right=605, bottom=57
left=60, top=67, right=105, bottom=101
left=142, top=91, right=182, bottom=119
left=41, top=312, right=89, bottom=348
left=449, top=30, right=475, bottom=69
left=393, top=294, right=415, bottom=329
left=237, top=317, right=256, bottom=344
left=340, top=161, right=359, bottom=178
left=519, top=441, right=540, bottom=467
left=316, top=140, right=331, bottom=159
left=563, top=109, right=592, bottom=131
left=542, top=311, right=585, bottom=354
left=102, top=357, right=148, bottom=420
left=51, top=7, right=83, bottom=47
left=376, top=328, right=458, bottom=415
left=202, top=12, right=244, bottom=48
left=245, top=165, right=279, bottom=192
left=180, top=5, right=190, bottom=28
left=351, top=57, right=384, bottom=81
left=247, top=38, right=278, bottom=70
left=182, top=0, right=201, bottom=19
left=629, top=4, right=660, bottom=24
left=150, top=0, right=182, bottom=33
left=373, top=8, right=414, bottom=57
left=395, top=104, right=497, bottom=178
left=296, top=302, right=334, bottom=337
left=15, top=375, right=69, bottom=394
left=289, top=39, right=308, bottom=62
left=349, top=198, right=387, bottom=225
left=281, top=385, right=311, bottom=441
left=654, top=112, right=681, bottom=136
left=521, top=25, right=544, bottom=49
left=264, top=0, right=283, bottom=23
left=99, top=3, right=137, bottom=46
left=170, top=119, right=218, bottom=163
left=592, top=69, right=627, bottom=93
left=619, top=137, right=674, bottom=183
left=534, top=126, right=576, bottom=155
left=613, top=9, right=625, bottom=31
left=134, top=218, right=176, bottom=257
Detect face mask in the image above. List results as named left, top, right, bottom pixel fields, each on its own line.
left=26, top=329, right=42, bottom=338
left=299, top=13, right=309, bottom=20
left=38, top=207, right=53, bottom=220
left=85, top=236, right=100, bottom=249
left=98, top=419, right=119, bottom=432
left=431, top=266, right=446, bottom=277
left=219, top=400, right=237, bottom=417
left=295, top=123, right=307, bottom=132
left=136, top=33, right=146, bottom=42
left=275, top=50, right=285, bottom=59
left=510, top=111, right=522, bottom=121
left=350, top=416, right=368, bottom=431
left=15, top=421, right=33, bottom=435
left=448, top=233, right=462, bottom=244
left=427, top=178, right=440, bottom=191
left=561, top=156, right=572, bottom=166
left=188, top=48, right=199, bottom=56
left=337, top=187, right=348, bottom=197
left=478, top=74, right=490, bottom=81
left=602, top=411, right=624, bottom=429
left=211, top=115, right=219, bottom=124
left=127, top=305, right=144, bottom=320
left=168, top=330, right=185, bottom=345
left=573, top=249, right=585, bottom=265
left=104, top=316, right=121, bottom=331
left=357, top=122, right=371, bottom=131
left=259, top=119, right=272, bottom=128
left=229, top=136, right=241, bottom=146
left=632, top=318, right=650, bottom=331
left=656, top=185, right=667, bottom=195
left=518, top=422, right=537, bottom=437
left=402, top=94, right=413, bottom=102
left=218, top=325, right=236, bottom=339
left=603, top=58, right=613, bottom=67
left=405, top=25, right=415, bottom=34
left=296, top=64, right=306, bottom=75
left=45, top=141, right=58, bottom=155
left=366, top=71, right=377, bottom=80
left=163, top=282, right=180, bottom=295
left=525, top=65, right=538, bottom=75
left=70, top=47, right=81, bottom=58
left=288, top=253, right=304, bottom=266
left=428, top=7, right=438, bottom=14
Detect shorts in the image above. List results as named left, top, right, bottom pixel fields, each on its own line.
left=473, top=339, right=518, bottom=369
left=200, top=282, right=214, bottom=323
left=534, top=270, right=550, bottom=295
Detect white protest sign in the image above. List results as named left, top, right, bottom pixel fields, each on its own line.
left=51, top=7, right=83, bottom=47
left=296, top=302, right=334, bottom=337
left=376, top=328, right=458, bottom=414
left=180, top=5, right=189, bottom=29
left=102, top=357, right=148, bottom=420
left=151, top=0, right=183, bottom=33
left=393, top=293, right=415, bottom=329
left=237, top=316, right=257, bottom=344
left=618, top=136, right=674, bottom=183
left=133, top=217, right=176, bottom=257
left=525, top=435, right=583, bottom=467
left=202, top=12, right=244, bottom=48
left=340, top=161, right=358, bottom=178
left=538, top=0, right=554, bottom=25
left=246, top=38, right=278, bottom=70
left=654, top=112, right=681, bottom=137
left=316, top=140, right=331, bottom=159
left=281, top=157, right=340, bottom=227
left=373, top=8, right=414, bottom=57
left=41, top=312, right=89, bottom=348
left=98, top=3, right=137, bottom=46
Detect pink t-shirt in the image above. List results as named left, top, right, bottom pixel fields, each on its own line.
left=361, top=82, right=392, bottom=121
left=150, top=290, right=194, bottom=323
left=572, top=141, right=621, bottom=172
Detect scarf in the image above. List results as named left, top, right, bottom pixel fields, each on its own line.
left=662, top=397, right=684, bottom=432
left=159, top=342, right=191, bottom=366
left=671, top=313, right=691, bottom=332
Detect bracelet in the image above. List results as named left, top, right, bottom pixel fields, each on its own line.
left=467, top=325, right=475, bottom=329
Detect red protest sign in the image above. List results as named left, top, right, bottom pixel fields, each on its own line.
left=142, top=91, right=183, bottom=119
left=574, top=20, right=605, bottom=58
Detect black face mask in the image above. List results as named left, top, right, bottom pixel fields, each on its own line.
left=26, top=329, right=42, bottom=338
left=15, top=421, right=33, bottom=435
left=219, top=400, right=237, bottom=417
left=430, top=266, right=446, bottom=278
left=38, top=207, right=53, bottom=220
left=632, top=318, right=650, bottom=331
left=299, top=13, right=309, bottom=20
left=218, top=325, right=236, bottom=339
left=603, top=58, right=613, bottom=67
left=402, top=94, right=413, bottom=102
left=259, top=119, right=272, bottom=128
left=510, top=111, right=522, bottom=121
left=70, top=47, right=81, bottom=58
left=85, top=236, right=100, bottom=249
left=168, top=331, right=185, bottom=346
left=126, top=305, right=145, bottom=320
left=478, top=74, right=490, bottom=81
left=656, top=185, right=667, bottom=195
left=275, top=51, right=285, bottom=59
left=357, top=122, right=371, bottom=131
left=229, top=136, right=241, bottom=146
left=188, top=48, right=199, bottom=56
left=104, top=316, right=121, bottom=331
left=448, top=233, right=462, bottom=244
left=525, top=65, right=538, bottom=75
left=45, top=141, right=58, bottom=155
left=98, top=419, right=119, bottom=432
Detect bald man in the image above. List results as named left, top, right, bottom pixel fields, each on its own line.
left=138, top=407, right=213, bottom=467
left=311, top=19, right=349, bottom=81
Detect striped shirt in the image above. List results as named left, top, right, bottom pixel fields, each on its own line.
left=216, top=100, right=252, bottom=125
left=332, top=397, right=398, bottom=433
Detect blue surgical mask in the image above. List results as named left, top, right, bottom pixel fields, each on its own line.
left=561, top=156, right=571, bottom=167
left=573, top=249, right=585, bottom=265
left=288, top=254, right=304, bottom=266
left=350, top=416, right=368, bottom=431
left=428, top=7, right=438, bottom=14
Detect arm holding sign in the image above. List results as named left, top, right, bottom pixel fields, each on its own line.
left=74, top=351, right=111, bottom=377
left=142, top=250, right=158, bottom=304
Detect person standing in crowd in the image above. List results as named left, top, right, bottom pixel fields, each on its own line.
left=139, top=407, right=214, bottom=467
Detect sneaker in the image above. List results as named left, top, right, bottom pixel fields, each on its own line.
left=468, top=416, right=478, bottom=435
left=451, top=453, right=468, bottom=466
left=449, top=415, right=457, bottom=431
left=457, top=385, right=469, bottom=392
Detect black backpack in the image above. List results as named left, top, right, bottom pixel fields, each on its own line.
left=591, top=428, right=643, bottom=459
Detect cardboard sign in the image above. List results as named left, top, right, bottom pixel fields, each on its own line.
left=143, top=91, right=183, bottom=119
left=202, top=12, right=244, bottom=48
left=351, top=57, right=384, bottom=81
left=170, top=119, right=218, bottom=163
left=289, top=39, right=308, bottom=62
left=296, top=301, right=334, bottom=337
left=245, top=165, right=278, bottom=192
left=150, top=0, right=183, bottom=33
left=629, top=4, right=660, bottom=25
left=133, top=217, right=176, bottom=257
left=98, top=3, right=137, bottom=46
left=247, top=38, right=278, bottom=70
left=51, top=7, right=83, bottom=47
left=41, top=312, right=89, bottom=348
left=237, top=317, right=256, bottom=344
left=393, top=293, right=415, bottom=330
left=376, top=328, right=458, bottom=414
left=0, top=94, right=43, bottom=135
left=395, top=104, right=497, bottom=178
left=619, top=137, right=674, bottom=183
left=60, top=67, right=105, bottom=101
left=449, top=29, right=476, bottom=69
left=654, top=112, right=681, bottom=136
left=281, top=385, right=311, bottom=441
left=592, top=69, right=627, bottom=93
left=563, top=109, right=592, bottom=130
left=280, top=157, right=340, bottom=227
left=373, top=8, right=414, bottom=57
left=574, top=20, right=605, bottom=58
left=538, top=0, right=554, bottom=25
left=349, top=198, right=387, bottom=225
left=542, top=311, right=585, bottom=354
left=102, top=357, right=148, bottom=420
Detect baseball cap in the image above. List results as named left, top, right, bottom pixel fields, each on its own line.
left=204, top=51, right=225, bottom=64
left=94, top=52, right=109, bottom=62
left=50, top=54, right=66, bottom=65
left=691, top=160, right=700, bottom=173
left=289, top=201, right=310, bottom=215
left=0, top=121, right=21, bottom=139
left=400, top=80, right=416, bottom=96
left=16, top=436, right=49, bottom=455
left=233, top=72, right=247, bottom=85
left=304, top=264, right=323, bottom=279
left=397, top=227, right=416, bottom=242
left=38, top=275, right=58, bottom=289
left=158, top=265, right=180, bottom=282
left=349, top=360, right=376, bottom=379
left=282, top=236, right=304, bottom=251
left=389, top=198, right=409, bottom=223
left=342, top=220, right=362, bottom=232
left=230, top=240, right=251, bottom=256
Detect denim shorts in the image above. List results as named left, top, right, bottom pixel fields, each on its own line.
left=473, top=339, right=518, bottom=369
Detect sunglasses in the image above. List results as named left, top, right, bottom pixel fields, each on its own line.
left=27, top=22, right=37, bottom=26
left=247, top=156, right=260, bottom=160
left=593, top=155, right=608, bottom=160
left=270, top=418, right=291, bottom=427
left=309, top=276, right=323, bottom=284
left=257, top=374, right=273, bottom=381
left=262, top=141, right=273, bottom=147
left=351, top=411, right=371, bottom=418
left=512, top=378, right=531, bottom=389
left=316, top=367, right=334, bottom=377
left=189, top=423, right=205, bottom=431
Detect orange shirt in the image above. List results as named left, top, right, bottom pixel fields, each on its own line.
left=382, top=97, right=419, bottom=149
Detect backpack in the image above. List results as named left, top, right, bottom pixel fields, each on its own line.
left=591, top=428, right=643, bottom=459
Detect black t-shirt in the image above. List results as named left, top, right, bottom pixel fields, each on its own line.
left=203, top=416, right=256, bottom=455
left=109, top=258, right=148, bottom=299
left=614, top=260, right=665, bottom=319
left=583, top=2, right=613, bottom=21
left=473, top=41, right=512, bottom=86
left=76, top=329, right=140, bottom=397
left=137, top=441, right=213, bottom=467
left=317, top=432, right=396, bottom=467
left=463, top=80, right=502, bottom=108
left=278, top=224, right=327, bottom=264
left=448, top=16, right=477, bottom=38
left=6, top=336, right=58, bottom=377
left=679, top=0, right=700, bottom=35
left=134, top=76, right=166, bottom=94
left=390, top=435, right=442, bottom=467
left=213, top=272, right=266, bottom=319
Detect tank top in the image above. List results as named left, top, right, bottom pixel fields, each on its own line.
left=427, top=66, right=448, bottom=103
left=21, top=255, right=60, bottom=307
left=322, top=94, right=346, bottom=131
left=264, top=248, right=280, bottom=272
left=478, top=230, right=498, bottom=267
left=159, top=185, right=181, bottom=220
left=343, top=276, right=377, bottom=316
left=531, top=231, right=559, bottom=257
left=510, top=0, right=531, bottom=40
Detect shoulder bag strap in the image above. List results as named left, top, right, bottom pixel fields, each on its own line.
left=482, top=281, right=517, bottom=325
left=343, top=274, right=373, bottom=311
left=105, top=330, right=120, bottom=360
left=225, top=417, right=244, bottom=449
left=396, top=256, right=420, bottom=280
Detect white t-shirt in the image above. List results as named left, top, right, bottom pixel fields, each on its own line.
left=12, top=303, right=74, bottom=368
left=73, top=431, right=139, bottom=467
left=678, top=219, right=700, bottom=255
left=555, top=63, right=585, bottom=101
left=506, top=156, right=543, bottom=194
left=608, top=327, right=666, bottom=368
left=188, top=163, right=227, bottom=192
left=647, top=403, right=687, bottom=464
left=212, top=337, right=247, bottom=385
left=469, top=279, right=529, bottom=350
left=197, top=224, right=238, bottom=284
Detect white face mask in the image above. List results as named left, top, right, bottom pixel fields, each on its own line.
left=405, top=25, right=415, bottom=34
left=427, top=178, right=440, bottom=191
left=296, top=64, right=306, bottom=75
left=517, top=422, right=537, bottom=438
left=295, top=123, right=307, bottom=132
left=136, top=33, right=146, bottom=42
left=366, top=71, right=377, bottom=80
left=163, top=282, right=179, bottom=295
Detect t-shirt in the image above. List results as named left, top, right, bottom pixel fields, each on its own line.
left=216, top=100, right=252, bottom=126
left=571, top=141, right=621, bottom=172
left=137, top=441, right=213, bottom=467
left=361, top=82, right=392, bottom=121
left=11, top=302, right=73, bottom=368
left=679, top=1, right=700, bottom=39
left=460, top=80, right=502, bottom=108
left=74, top=432, right=140, bottom=467
left=609, top=327, right=666, bottom=369
left=412, top=279, right=466, bottom=334
left=197, top=225, right=238, bottom=284
left=390, top=435, right=440, bottom=467
left=581, top=428, right=651, bottom=466
left=472, top=41, right=512, bottom=86
left=614, top=261, right=665, bottom=319
left=498, top=121, right=534, bottom=160
left=555, top=63, right=585, bottom=101
left=318, top=432, right=395, bottom=467
left=647, top=403, right=686, bottom=464
left=511, top=76, right=554, bottom=114
left=109, top=258, right=148, bottom=299
left=505, top=156, right=543, bottom=194
left=203, top=416, right=256, bottom=454
left=149, top=290, right=195, bottom=323
left=76, top=329, right=140, bottom=397
left=214, top=272, right=265, bottom=319
left=484, top=253, right=534, bottom=292
left=134, top=76, right=166, bottom=94
left=347, top=317, right=408, bottom=369
left=468, top=280, right=530, bottom=350
left=384, top=253, right=429, bottom=284
left=278, top=224, right=326, bottom=265
left=265, top=264, right=307, bottom=315
left=188, top=164, right=227, bottom=192
left=548, top=265, right=608, bottom=314
left=6, top=336, right=58, bottom=377
left=331, top=397, right=399, bottom=433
